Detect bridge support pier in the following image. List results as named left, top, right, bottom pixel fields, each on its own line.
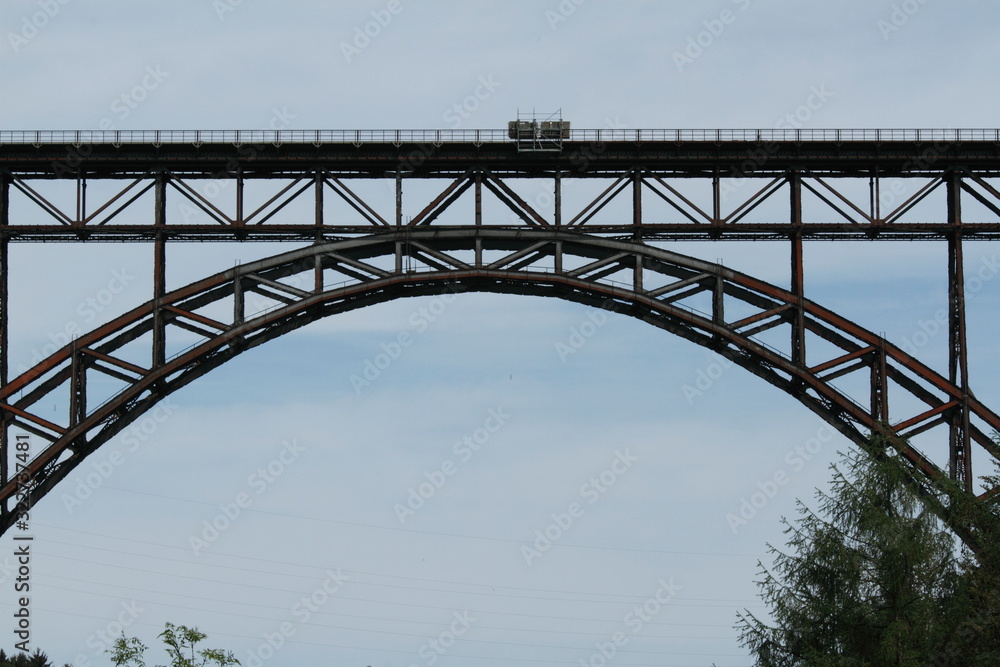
left=948, top=172, right=972, bottom=491
left=790, top=171, right=806, bottom=368
left=153, top=174, right=167, bottom=370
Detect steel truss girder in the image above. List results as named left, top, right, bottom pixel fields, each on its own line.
left=1, top=145, right=1000, bottom=241
left=0, top=229, right=997, bottom=548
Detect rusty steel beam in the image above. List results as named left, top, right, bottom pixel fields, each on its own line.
left=790, top=171, right=806, bottom=369
left=948, top=171, right=973, bottom=491
left=725, top=177, right=785, bottom=225
left=0, top=161, right=997, bottom=242
left=408, top=175, right=473, bottom=226
left=153, top=174, right=167, bottom=371
left=482, top=174, right=549, bottom=227
left=4, top=223, right=1000, bottom=243
left=567, top=174, right=631, bottom=227
left=644, top=175, right=714, bottom=225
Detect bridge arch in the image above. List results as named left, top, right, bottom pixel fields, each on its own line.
left=2, top=229, right=998, bottom=545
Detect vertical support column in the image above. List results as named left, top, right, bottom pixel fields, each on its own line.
left=77, top=177, right=87, bottom=225
left=870, top=170, right=882, bottom=224
left=235, top=175, right=244, bottom=226
left=396, top=169, right=403, bottom=228
left=0, top=173, right=9, bottom=493
left=632, top=169, right=643, bottom=238
left=233, top=275, right=245, bottom=327
left=314, top=170, right=324, bottom=230
left=474, top=171, right=483, bottom=226
left=395, top=167, right=405, bottom=267
left=553, top=170, right=563, bottom=276
left=314, top=171, right=324, bottom=291
left=871, top=342, right=888, bottom=425
left=713, top=273, right=725, bottom=327
left=313, top=254, right=324, bottom=293
left=790, top=171, right=806, bottom=368
left=395, top=168, right=405, bottom=272
left=554, top=170, right=562, bottom=228
left=69, top=340, right=86, bottom=428
left=712, top=170, right=721, bottom=225
left=474, top=171, right=483, bottom=266
left=152, top=174, right=167, bottom=371
left=632, top=169, right=643, bottom=289
left=947, top=171, right=972, bottom=491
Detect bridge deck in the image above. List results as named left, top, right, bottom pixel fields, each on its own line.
left=0, top=129, right=998, bottom=242
left=1, top=130, right=1000, bottom=176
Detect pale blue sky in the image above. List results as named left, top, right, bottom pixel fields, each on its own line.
left=2, top=1, right=1000, bottom=665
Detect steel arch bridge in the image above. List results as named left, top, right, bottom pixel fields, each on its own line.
left=2, top=128, right=1000, bottom=548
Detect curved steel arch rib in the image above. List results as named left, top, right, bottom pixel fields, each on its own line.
left=2, top=229, right=999, bottom=545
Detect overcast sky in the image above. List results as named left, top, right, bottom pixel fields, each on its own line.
left=2, top=1, right=1000, bottom=666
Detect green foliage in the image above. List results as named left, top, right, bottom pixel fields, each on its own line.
left=929, top=460, right=1000, bottom=665
left=737, top=442, right=960, bottom=665
left=107, top=635, right=147, bottom=667
left=0, top=649, right=70, bottom=667
left=108, top=623, right=239, bottom=667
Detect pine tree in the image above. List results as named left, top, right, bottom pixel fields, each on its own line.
left=737, top=442, right=959, bottom=665
left=0, top=649, right=70, bottom=667
left=929, top=459, right=1000, bottom=664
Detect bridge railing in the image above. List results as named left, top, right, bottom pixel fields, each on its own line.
left=1, top=128, right=999, bottom=146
